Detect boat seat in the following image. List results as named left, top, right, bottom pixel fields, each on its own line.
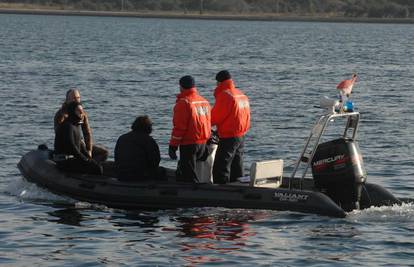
left=250, top=159, right=283, bottom=188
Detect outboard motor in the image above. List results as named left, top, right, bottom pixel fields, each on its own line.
left=311, top=138, right=366, bottom=211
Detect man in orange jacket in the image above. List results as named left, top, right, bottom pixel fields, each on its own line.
left=169, top=75, right=212, bottom=183
left=211, top=70, right=250, bottom=184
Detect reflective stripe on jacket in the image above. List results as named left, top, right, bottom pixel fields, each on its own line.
left=211, top=79, right=250, bottom=138
left=170, top=88, right=211, bottom=146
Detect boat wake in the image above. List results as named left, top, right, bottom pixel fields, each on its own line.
left=6, top=177, right=69, bottom=201
left=73, top=201, right=115, bottom=212
left=347, top=202, right=414, bottom=221
left=6, top=177, right=118, bottom=212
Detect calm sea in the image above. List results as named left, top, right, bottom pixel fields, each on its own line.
left=0, top=14, right=413, bottom=266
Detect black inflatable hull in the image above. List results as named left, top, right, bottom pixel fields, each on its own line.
left=17, top=150, right=401, bottom=218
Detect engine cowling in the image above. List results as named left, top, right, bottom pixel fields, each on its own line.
left=311, top=138, right=366, bottom=211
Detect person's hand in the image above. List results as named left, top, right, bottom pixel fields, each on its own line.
left=208, top=130, right=219, bottom=145
left=168, top=145, right=178, bottom=160
left=87, top=150, right=92, bottom=158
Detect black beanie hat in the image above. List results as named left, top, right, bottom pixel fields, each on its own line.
left=215, top=70, right=231, bottom=82
left=179, top=75, right=195, bottom=89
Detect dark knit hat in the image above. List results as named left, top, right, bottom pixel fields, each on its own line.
left=215, top=70, right=231, bottom=82
left=179, top=75, right=195, bottom=89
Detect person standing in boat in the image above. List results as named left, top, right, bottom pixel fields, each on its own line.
left=54, top=102, right=103, bottom=175
left=211, top=70, right=250, bottom=184
left=114, top=115, right=164, bottom=181
left=54, top=88, right=108, bottom=162
left=168, top=75, right=211, bottom=183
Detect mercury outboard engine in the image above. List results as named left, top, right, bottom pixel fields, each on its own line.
left=311, top=138, right=366, bottom=211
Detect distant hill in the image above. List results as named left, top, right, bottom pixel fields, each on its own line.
left=1, top=0, right=414, bottom=18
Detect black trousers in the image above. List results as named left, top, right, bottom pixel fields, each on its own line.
left=176, top=144, right=206, bottom=183
left=57, top=158, right=103, bottom=175
left=213, top=136, right=245, bottom=184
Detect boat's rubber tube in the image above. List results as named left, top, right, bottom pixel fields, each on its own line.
left=18, top=150, right=347, bottom=218
left=360, top=183, right=401, bottom=208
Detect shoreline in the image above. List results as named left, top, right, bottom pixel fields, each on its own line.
left=1, top=8, right=414, bottom=24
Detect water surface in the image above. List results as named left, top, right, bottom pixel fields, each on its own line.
left=0, top=14, right=413, bottom=266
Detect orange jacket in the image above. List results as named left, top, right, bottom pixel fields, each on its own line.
left=170, top=88, right=211, bottom=146
left=211, top=79, right=250, bottom=138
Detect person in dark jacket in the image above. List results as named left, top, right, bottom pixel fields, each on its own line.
left=54, top=88, right=109, bottom=162
left=115, top=115, right=163, bottom=181
left=54, top=102, right=103, bottom=175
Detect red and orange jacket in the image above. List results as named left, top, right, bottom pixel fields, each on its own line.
left=170, top=88, right=211, bottom=146
left=211, top=79, right=250, bottom=138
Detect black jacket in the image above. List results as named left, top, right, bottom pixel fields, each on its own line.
left=114, top=130, right=160, bottom=180
left=54, top=120, right=89, bottom=162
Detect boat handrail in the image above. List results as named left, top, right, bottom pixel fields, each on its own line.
left=289, top=110, right=360, bottom=190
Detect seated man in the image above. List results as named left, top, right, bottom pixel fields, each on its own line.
left=54, top=102, right=103, bottom=175
left=54, top=88, right=108, bottom=162
left=114, top=115, right=164, bottom=181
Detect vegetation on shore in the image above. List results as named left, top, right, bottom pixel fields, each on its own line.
left=1, top=0, right=414, bottom=18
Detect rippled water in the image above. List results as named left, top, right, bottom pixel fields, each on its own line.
left=1, top=14, right=414, bottom=266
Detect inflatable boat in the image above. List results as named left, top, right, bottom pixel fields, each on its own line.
left=17, top=101, right=401, bottom=218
